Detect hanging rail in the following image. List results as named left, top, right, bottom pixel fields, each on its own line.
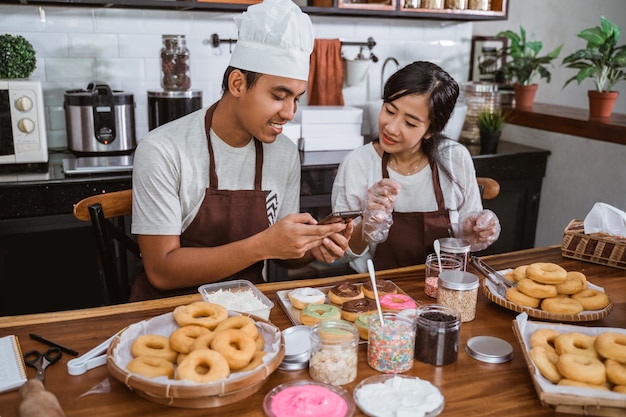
left=209, top=33, right=376, bottom=50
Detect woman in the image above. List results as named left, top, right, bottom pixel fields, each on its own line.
left=332, top=61, right=500, bottom=273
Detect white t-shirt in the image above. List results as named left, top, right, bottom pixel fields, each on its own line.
left=331, top=140, right=482, bottom=273
left=132, top=108, right=301, bottom=236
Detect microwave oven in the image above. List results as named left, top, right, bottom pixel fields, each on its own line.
left=0, top=79, right=48, bottom=164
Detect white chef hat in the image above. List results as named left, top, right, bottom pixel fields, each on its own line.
left=229, top=0, right=314, bottom=81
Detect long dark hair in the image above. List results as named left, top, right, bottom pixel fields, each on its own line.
left=382, top=61, right=465, bottom=208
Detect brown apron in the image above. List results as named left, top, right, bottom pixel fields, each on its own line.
left=129, top=102, right=269, bottom=301
left=373, top=152, right=451, bottom=270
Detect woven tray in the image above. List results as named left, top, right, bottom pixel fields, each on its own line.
left=562, top=219, right=626, bottom=270
left=107, top=311, right=285, bottom=408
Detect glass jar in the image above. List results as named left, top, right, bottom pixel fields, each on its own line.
left=460, top=82, right=500, bottom=144
left=367, top=313, right=416, bottom=373
left=445, top=0, right=467, bottom=8
left=414, top=304, right=461, bottom=366
left=160, top=34, right=190, bottom=91
left=422, top=0, right=444, bottom=9
left=438, top=237, right=471, bottom=271
left=309, top=320, right=359, bottom=385
left=437, top=270, right=479, bottom=322
left=468, top=0, right=490, bottom=10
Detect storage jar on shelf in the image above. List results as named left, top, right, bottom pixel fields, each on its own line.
left=160, top=34, right=191, bottom=91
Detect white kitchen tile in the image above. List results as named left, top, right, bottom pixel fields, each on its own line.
left=46, top=106, right=66, bottom=131
left=46, top=58, right=95, bottom=82
left=69, top=34, right=119, bottom=58
left=40, top=6, right=95, bottom=33
left=94, top=8, right=145, bottom=33
left=119, top=34, right=160, bottom=58
left=95, top=58, right=145, bottom=82
left=0, top=5, right=44, bottom=31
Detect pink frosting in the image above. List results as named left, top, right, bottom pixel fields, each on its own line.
left=270, top=385, right=348, bottom=417
left=380, top=293, right=417, bottom=310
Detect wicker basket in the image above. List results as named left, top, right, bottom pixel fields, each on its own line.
left=561, top=219, right=626, bottom=270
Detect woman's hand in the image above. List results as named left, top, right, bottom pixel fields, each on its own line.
left=362, top=178, right=401, bottom=243
left=452, top=209, right=501, bottom=251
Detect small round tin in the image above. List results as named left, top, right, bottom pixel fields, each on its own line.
left=279, top=325, right=311, bottom=371
left=465, top=336, right=513, bottom=363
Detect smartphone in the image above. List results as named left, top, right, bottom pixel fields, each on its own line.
left=318, top=210, right=362, bottom=225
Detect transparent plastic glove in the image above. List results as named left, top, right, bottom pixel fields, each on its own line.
left=362, top=179, right=401, bottom=243
left=451, top=209, right=501, bottom=252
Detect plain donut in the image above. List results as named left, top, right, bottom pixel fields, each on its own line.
left=556, top=271, right=587, bottom=295
left=530, top=329, right=561, bottom=355
left=173, top=301, right=228, bottom=330
left=555, top=332, right=598, bottom=359
left=176, top=349, right=230, bottom=383
left=214, top=315, right=259, bottom=339
left=130, top=334, right=178, bottom=362
left=595, top=332, right=626, bottom=362
left=530, top=346, right=562, bottom=383
left=210, top=329, right=257, bottom=370
left=605, top=359, right=626, bottom=385
left=127, top=355, right=175, bottom=379
left=526, top=263, right=567, bottom=284
left=541, top=297, right=584, bottom=315
left=505, top=287, right=540, bottom=308
left=517, top=278, right=558, bottom=299
left=169, top=325, right=211, bottom=354
left=556, top=353, right=606, bottom=385
left=571, top=289, right=610, bottom=311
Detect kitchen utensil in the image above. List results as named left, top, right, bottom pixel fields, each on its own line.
left=434, top=239, right=442, bottom=273
left=367, top=259, right=385, bottom=326
left=67, top=332, right=121, bottom=376
left=24, top=347, right=62, bottom=383
left=470, top=256, right=513, bottom=297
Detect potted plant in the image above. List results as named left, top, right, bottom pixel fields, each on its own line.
left=0, top=34, right=37, bottom=79
left=477, top=108, right=509, bottom=154
left=561, top=16, right=626, bottom=119
left=496, top=26, right=563, bottom=108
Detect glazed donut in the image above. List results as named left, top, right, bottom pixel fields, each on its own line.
left=556, top=353, right=606, bottom=385
left=556, top=271, right=587, bottom=295
left=555, top=332, right=598, bottom=359
left=214, top=315, right=259, bottom=339
left=191, top=331, right=218, bottom=351
left=541, top=297, right=584, bottom=315
left=571, top=289, right=610, bottom=311
left=513, top=265, right=529, bottom=282
left=595, top=332, right=626, bottom=362
left=614, top=385, right=626, bottom=394
left=328, top=282, right=364, bottom=305
left=237, top=350, right=267, bottom=372
left=517, top=278, right=558, bottom=299
left=173, top=301, right=228, bottom=330
left=530, top=328, right=561, bottom=355
left=379, top=293, right=417, bottom=312
left=169, top=325, right=211, bottom=354
left=526, top=263, right=567, bottom=284
left=362, top=279, right=397, bottom=299
left=176, top=349, right=231, bottom=383
left=530, top=346, right=562, bottom=383
left=505, top=287, right=540, bottom=308
left=299, top=303, right=341, bottom=326
left=557, top=378, right=610, bottom=391
left=288, top=287, right=326, bottom=310
left=605, top=359, right=626, bottom=385
left=131, top=334, right=178, bottom=362
left=210, top=329, right=256, bottom=370
left=127, top=356, right=175, bottom=379
left=340, top=297, right=377, bottom=322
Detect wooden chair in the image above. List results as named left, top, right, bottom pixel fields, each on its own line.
left=477, top=177, right=500, bottom=200
left=73, top=189, right=140, bottom=304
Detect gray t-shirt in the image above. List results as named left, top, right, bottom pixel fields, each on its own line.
left=132, top=108, right=301, bottom=236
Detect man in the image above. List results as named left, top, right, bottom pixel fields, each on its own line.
left=130, top=0, right=353, bottom=300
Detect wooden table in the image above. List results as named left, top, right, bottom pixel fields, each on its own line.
left=1, top=246, right=624, bottom=417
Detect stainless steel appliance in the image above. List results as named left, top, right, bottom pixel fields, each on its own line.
left=147, top=89, right=202, bottom=130
left=64, top=82, right=136, bottom=155
left=0, top=79, right=48, bottom=164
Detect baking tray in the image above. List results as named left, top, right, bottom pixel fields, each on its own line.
left=513, top=313, right=626, bottom=416
left=482, top=268, right=613, bottom=322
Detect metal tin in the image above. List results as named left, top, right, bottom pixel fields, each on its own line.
left=279, top=325, right=311, bottom=371
left=465, top=336, right=513, bottom=363
left=438, top=237, right=471, bottom=270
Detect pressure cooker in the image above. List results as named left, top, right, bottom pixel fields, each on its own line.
left=64, top=81, right=136, bottom=155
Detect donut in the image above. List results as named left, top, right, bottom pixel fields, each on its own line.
left=526, top=263, right=567, bottom=284
left=328, top=282, right=364, bottom=305
left=513, top=265, right=529, bottom=282
left=127, top=356, right=175, bottom=379
left=614, top=385, right=626, bottom=394
left=173, top=301, right=228, bottom=330
left=176, top=349, right=231, bottom=383
left=355, top=313, right=373, bottom=340
left=169, top=325, right=211, bottom=354
left=530, top=328, right=561, bottom=355
left=503, top=271, right=516, bottom=284
left=288, top=287, right=326, bottom=310
left=555, top=332, right=598, bottom=359
left=556, top=353, right=606, bottom=385
left=131, top=334, right=178, bottom=362
left=300, top=303, right=341, bottom=326
left=191, top=331, right=218, bottom=351
left=214, top=315, right=259, bottom=339
left=557, top=378, right=610, bottom=391
left=530, top=346, right=562, bottom=383
left=236, top=350, right=267, bottom=372
left=541, top=297, right=584, bottom=315
left=379, top=293, right=417, bottom=312
left=605, top=359, right=626, bottom=385
left=340, top=297, right=377, bottom=322
left=362, top=279, right=397, bottom=299
left=556, top=271, right=587, bottom=295
left=517, top=278, right=558, bottom=299
left=210, top=329, right=257, bottom=370
left=255, top=333, right=265, bottom=351
left=595, top=332, right=626, bottom=362
left=505, top=287, right=540, bottom=308
left=571, top=289, right=610, bottom=310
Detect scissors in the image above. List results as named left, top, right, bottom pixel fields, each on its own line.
left=24, top=347, right=62, bottom=383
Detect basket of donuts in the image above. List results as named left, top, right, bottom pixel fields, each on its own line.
left=562, top=219, right=626, bottom=270
left=513, top=313, right=626, bottom=415
left=106, top=301, right=285, bottom=408
left=481, top=262, right=613, bottom=322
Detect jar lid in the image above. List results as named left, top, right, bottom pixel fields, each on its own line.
left=148, top=89, right=202, bottom=98
left=438, top=271, right=479, bottom=290
left=465, top=336, right=513, bottom=363
left=437, top=237, right=471, bottom=253
left=279, top=325, right=311, bottom=370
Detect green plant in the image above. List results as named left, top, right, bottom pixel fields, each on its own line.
left=477, top=108, right=508, bottom=133
left=496, top=27, right=563, bottom=86
left=0, top=34, right=37, bottom=79
left=562, top=16, right=626, bottom=92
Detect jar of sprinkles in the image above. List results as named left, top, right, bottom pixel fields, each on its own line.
left=367, top=313, right=416, bottom=373
left=414, top=304, right=461, bottom=366
left=309, top=320, right=359, bottom=385
left=437, top=270, right=479, bottom=322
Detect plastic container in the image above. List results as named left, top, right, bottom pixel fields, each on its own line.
left=263, top=380, right=355, bottom=417
left=279, top=325, right=311, bottom=371
left=160, top=34, right=190, bottom=91
left=436, top=271, right=479, bottom=322
left=198, top=279, right=274, bottom=320
left=309, top=320, right=359, bottom=385
left=460, top=82, right=500, bottom=144
left=414, top=304, right=461, bottom=366
left=424, top=253, right=463, bottom=298
left=367, top=313, right=416, bottom=373
left=437, top=237, right=471, bottom=270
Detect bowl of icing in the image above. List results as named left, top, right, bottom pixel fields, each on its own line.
left=263, top=380, right=355, bottom=417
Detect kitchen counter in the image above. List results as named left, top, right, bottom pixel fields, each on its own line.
left=0, top=245, right=624, bottom=417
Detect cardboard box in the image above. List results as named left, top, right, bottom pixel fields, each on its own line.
left=294, top=106, right=363, bottom=125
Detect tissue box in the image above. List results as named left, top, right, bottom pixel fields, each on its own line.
left=561, top=219, right=626, bottom=270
